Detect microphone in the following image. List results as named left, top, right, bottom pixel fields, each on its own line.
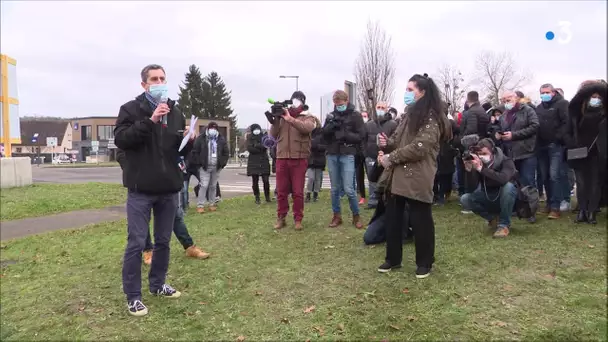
left=267, top=98, right=276, bottom=104
left=160, top=94, right=169, bottom=125
left=262, top=134, right=277, bottom=149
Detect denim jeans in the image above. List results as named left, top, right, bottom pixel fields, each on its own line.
left=514, top=156, right=537, bottom=188
left=537, top=144, right=564, bottom=210
left=460, top=182, right=518, bottom=228
left=365, top=157, right=378, bottom=206
left=560, top=160, right=573, bottom=202
left=327, top=154, right=359, bottom=215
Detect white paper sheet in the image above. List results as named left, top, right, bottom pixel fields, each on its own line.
left=179, top=115, right=198, bottom=152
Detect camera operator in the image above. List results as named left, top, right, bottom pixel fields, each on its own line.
left=323, top=90, right=366, bottom=228
left=266, top=91, right=316, bottom=230
left=363, top=101, right=398, bottom=209
left=459, top=138, right=518, bottom=238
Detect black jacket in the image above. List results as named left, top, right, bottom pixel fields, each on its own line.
left=363, top=116, right=398, bottom=159
left=191, top=132, right=230, bottom=171
left=470, top=147, right=517, bottom=192
left=308, top=127, right=327, bottom=169
left=114, top=93, right=190, bottom=194
left=498, top=103, right=539, bottom=160
left=437, top=119, right=459, bottom=175
left=322, top=103, right=366, bottom=155
left=246, top=125, right=271, bottom=176
left=460, top=102, right=490, bottom=138
left=535, top=93, right=569, bottom=146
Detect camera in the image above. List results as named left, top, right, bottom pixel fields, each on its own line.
left=269, top=99, right=293, bottom=116
left=462, top=146, right=481, bottom=161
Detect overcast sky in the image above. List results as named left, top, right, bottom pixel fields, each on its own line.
left=1, top=1, right=606, bottom=128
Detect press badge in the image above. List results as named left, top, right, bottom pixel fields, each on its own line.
left=211, top=153, right=217, bottom=158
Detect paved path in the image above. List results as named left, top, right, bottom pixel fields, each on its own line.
left=2, top=167, right=367, bottom=241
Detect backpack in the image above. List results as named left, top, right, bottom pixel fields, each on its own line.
left=514, top=182, right=540, bottom=219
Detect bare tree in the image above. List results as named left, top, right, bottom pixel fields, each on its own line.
left=474, top=50, right=531, bottom=106
left=354, top=20, right=396, bottom=120
left=436, top=64, right=467, bottom=114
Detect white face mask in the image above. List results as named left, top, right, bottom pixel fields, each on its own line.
left=479, top=155, right=491, bottom=164
left=291, top=99, right=302, bottom=108
left=253, top=129, right=261, bottom=135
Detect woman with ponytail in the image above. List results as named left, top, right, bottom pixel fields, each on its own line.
left=375, top=73, right=452, bottom=278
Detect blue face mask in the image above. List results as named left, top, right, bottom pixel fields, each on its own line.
left=504, top=103, right=514, bottom=111
left=376, top=110, right=385, bottom=117
left=207, top=128, right=218, bottom=137
left=148, top=84, right=168, bottom=101
left=404, top=91, right=416, bottom=105
left=589, top=98, right=602, bottom=107
left=336, top=104, right=347, bottom=112
left=540, top=94, right=553, bottom=102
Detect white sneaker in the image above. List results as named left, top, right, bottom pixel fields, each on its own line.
left=560, top=201, right=571, bottom=212
left=461, top=210, right=473, bottom=214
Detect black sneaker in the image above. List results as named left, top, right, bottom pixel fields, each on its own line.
left=151, top=284, right=181, bottom=298
left=127, top=299, right=148, bottom=316
left=415, top=266, right=432, bottom=279
left=377, top=262, right=402, bottom=273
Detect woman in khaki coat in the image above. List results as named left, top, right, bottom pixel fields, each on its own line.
left=376, top=73, right=452, bottom=278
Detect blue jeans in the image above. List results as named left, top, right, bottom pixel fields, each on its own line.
left=514, top=156, right=537, bottom=188
left=327, top=154, right=359, bottom=215
left=560, top=160, right=573, bottom=202
left=537, top=144, right=564, bottom=210
left=365, top=157, right=378, bottom=206
left=460, top=182, right=518, bottom=228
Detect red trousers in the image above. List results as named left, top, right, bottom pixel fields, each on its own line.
left=276, top=158, right=308, bottom=222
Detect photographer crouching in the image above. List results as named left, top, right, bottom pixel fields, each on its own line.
left=459, top=138, right=518, bottom=238
left=322, top=90, right=366, bottom=228
left=266, top=91, right=316, bottom=230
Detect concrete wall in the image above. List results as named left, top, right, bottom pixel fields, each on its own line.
left=0, top=157, right=33, bottom=188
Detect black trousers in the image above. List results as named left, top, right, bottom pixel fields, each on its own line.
left=433, top=173, right=453, bottom=201
left=355, top=154, right=366, bottom=199
left=252, top=174, right=271, bottom=200
left=385, top=194, right=435, bottom=267
left=574, top=156, right=604, bottom=212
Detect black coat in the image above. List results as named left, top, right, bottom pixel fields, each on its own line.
left=322, top=103, right=366, bottom=155
left=308, top=128, right=327, bottom=169
left=114, top=93, right=191, bottom=194
left=437, top=120, right=459, bottom=175
left=460, top=102, right=490, bottom=138
left=535, top=93, right=569, bottom=146
left=246, top=127, right=271, bottom=176
left=191, top=132, right=230, bottom=171
left=363, top=116, right=398, bottom=159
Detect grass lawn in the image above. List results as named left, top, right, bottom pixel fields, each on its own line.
left=46, top=162, right=120, bottom=168
left=0, top=194, right=606, bottom=341
left=0, top=183, right=126, bottom=221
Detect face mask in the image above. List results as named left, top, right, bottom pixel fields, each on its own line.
left=589, top=98, right=602, bottom=107
left=504, top=103, right=514, bottom=111
left=376, top=110, right=385, bottom=117
left=479, top=155, right=491, bottom=164
left=207, top=128, right=218, bottom=137
left=404, top=91, right=416, bottom=105
left=336, top=104, right=347, bottom=112
left=148, top=84, right=168, bottom=101
left=540, top=94, right=553, bottom=102
left=291, top=99, right=302, bottom=108
left=253, top=129, right=261, bottom=135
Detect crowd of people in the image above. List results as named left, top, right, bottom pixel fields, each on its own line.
left=114, top=63, right=606, bottom=317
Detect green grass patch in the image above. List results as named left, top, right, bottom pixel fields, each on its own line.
left=0, top=183, right=126, bottom=221
left=0, top=195, right=605, bottom=341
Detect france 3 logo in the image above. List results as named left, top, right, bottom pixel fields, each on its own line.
left=545, top=21, right=572, bottom=45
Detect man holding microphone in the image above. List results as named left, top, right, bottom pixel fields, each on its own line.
left=114, top=64, right=195, bottom=317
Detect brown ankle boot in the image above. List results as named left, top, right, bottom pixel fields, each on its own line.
left=294, top=221, right=303, bottom=230
left=274, top=217, right=287, bottom=230
left=352, top=215, right=364, bottom=229
left=329, top=214, right=343, bottom=228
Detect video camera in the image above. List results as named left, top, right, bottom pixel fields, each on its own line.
left=266, top=98, right=292, bottom=117
left=462, top=146, right=481, bottom=161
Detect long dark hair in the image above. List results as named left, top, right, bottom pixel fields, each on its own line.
left=406, top=73, right=451, bottom=142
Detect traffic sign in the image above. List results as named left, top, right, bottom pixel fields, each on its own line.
left=92, top=146, right=99, bottom=152
left=107, top=139, right=116, bottom=149
left=91, top=140, right=99, bottom=147
left=46, top=137, right=58, bottom=147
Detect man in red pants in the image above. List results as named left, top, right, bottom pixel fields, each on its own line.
left=267, top=91, right=316, bottom=230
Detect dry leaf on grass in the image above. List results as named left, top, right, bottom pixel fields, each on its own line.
left=255, top=291, right=262, bottom=296
left=389, top=324, right=401, bottom=330
left=588, top=244, right=595, bottom=248
left=304, top=305, right=316, bottom=314
left=281, top=317, right=290, bottom=324
left=199, top=302, right=207, bottom=305
left=402, top=288, right=410, bottom=294
left=492, top=321, right=508, bottom=327
left=313, top=326, right=325, bottom=336
left=236, top=335, right=246, bottom=342
left=407, top=315, right=416, bottom=322
left=324, top=245, right=335, bottom=249
left=337, top=323, right=345, bottom=331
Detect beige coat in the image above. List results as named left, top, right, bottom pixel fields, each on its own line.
left=377, top=113, right=446, bottom=203
left=269, top=111, right=316, bottom=159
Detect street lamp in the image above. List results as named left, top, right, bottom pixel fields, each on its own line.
left=279, top=75, right=299, bottom=91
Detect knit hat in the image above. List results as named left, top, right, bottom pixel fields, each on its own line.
left=207, top=121, right=219, bottom=129
left=290, top=91, right=306, bottom=104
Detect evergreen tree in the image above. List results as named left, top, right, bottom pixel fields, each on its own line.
left=201, top=71, right=239, bottom=156
left=176, top=64, right=205, bottom=118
